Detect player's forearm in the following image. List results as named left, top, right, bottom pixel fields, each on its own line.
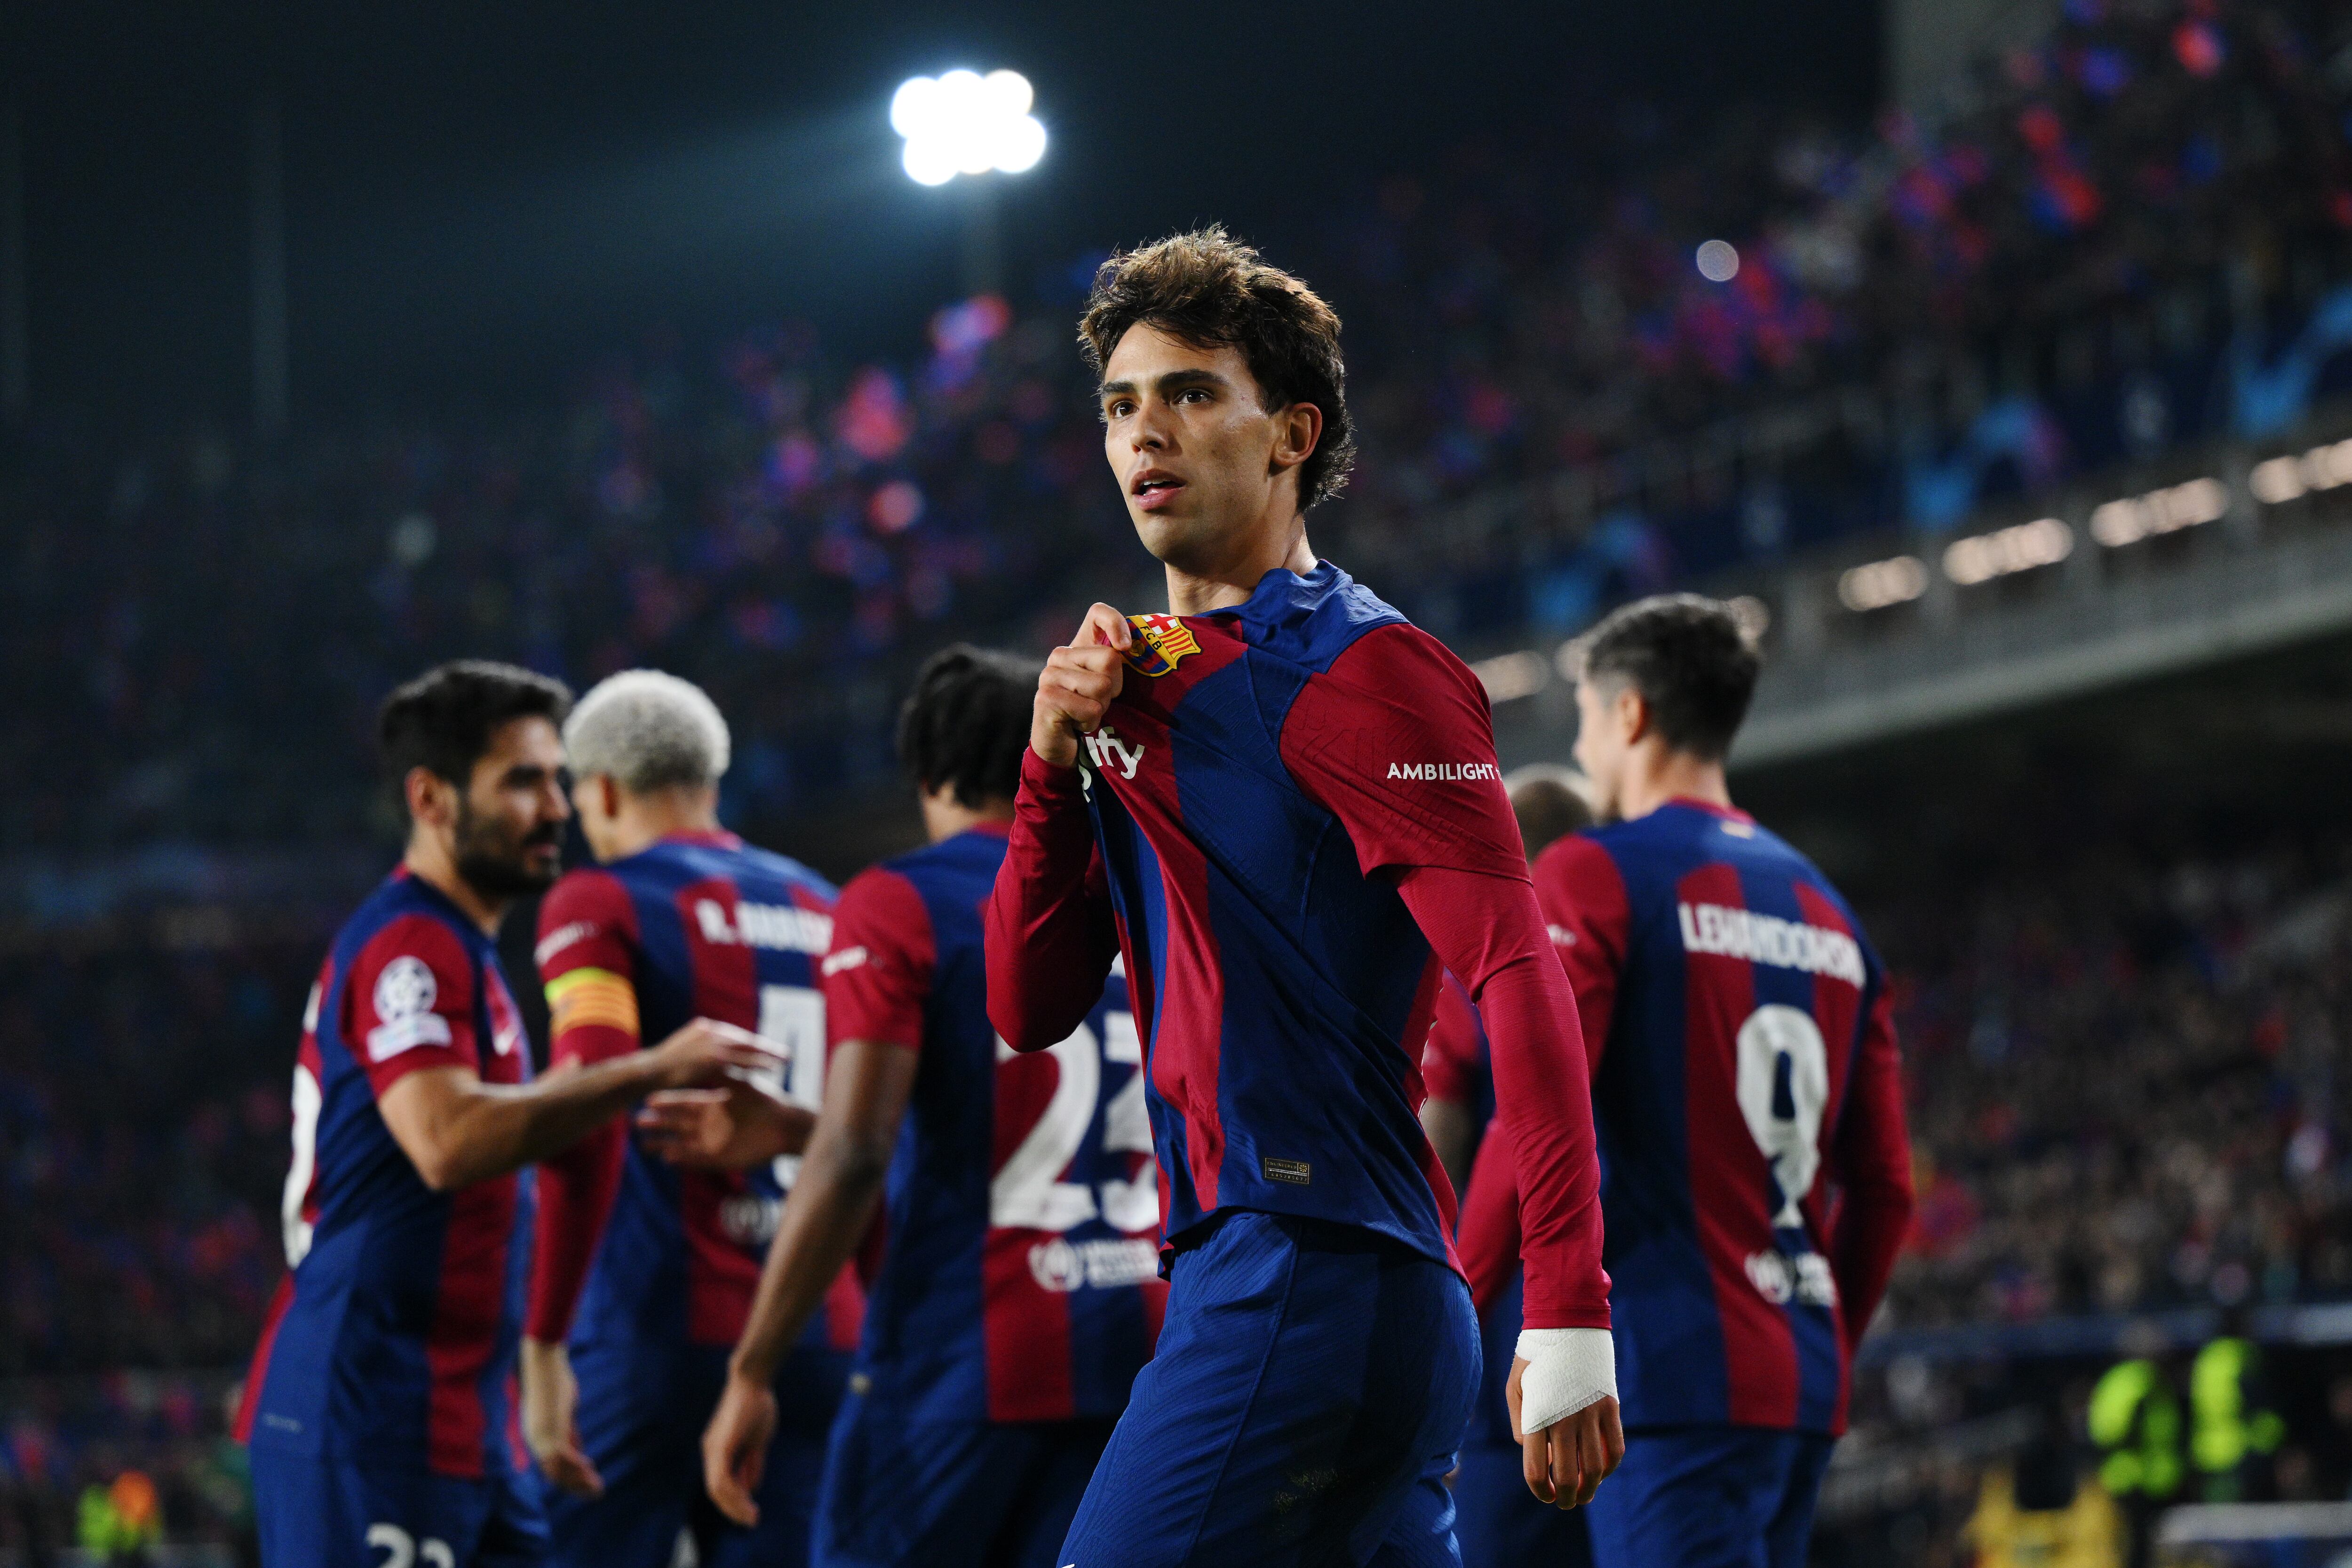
left=415, top=1052, right=670, bottom=1190
left=985, top=748, right=1117, bottom=1051
left=729, top=1118, right=891, bottom=1385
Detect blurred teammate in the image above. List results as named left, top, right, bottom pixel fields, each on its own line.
left=1459, top=596, right=1916, bottom=1568
left=1420, top=764, right=1595, bottom=1193
left=238, top=661, right=772, bottom=1568
left=1422, top=764, right=1596, bottom=1568
left=985, top=228, right=1621, bottom=1565
left=520, top=670, right=857, bottom=1568
left=682, top=645, right=1164, bottom=1567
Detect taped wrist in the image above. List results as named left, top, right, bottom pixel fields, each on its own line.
left=1515, top=1327, right=1617, bottom=1436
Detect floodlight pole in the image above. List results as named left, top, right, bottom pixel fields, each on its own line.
left=1, top=100, right=27, bottom=425
left=961, top=177, right=1004, bottom=298
left=250, top=96, right=289, bottom=439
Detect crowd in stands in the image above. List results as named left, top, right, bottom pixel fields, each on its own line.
left=1879, top=828, right=2352, bottom=1330
left=11, top=0, right=2352, bottom=860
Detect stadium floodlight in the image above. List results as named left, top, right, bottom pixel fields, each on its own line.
left=892, top=69, right=1047, bottom=186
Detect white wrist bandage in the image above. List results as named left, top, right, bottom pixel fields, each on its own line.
left=1515, top=1327, right=1617, bottom=1437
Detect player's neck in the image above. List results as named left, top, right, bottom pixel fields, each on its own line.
left=920, top=789, right=1014, bottom=845
left=401, top=840, right=509, bottom=936
left=600, top=787, right=722, bottom=861
left=1161, top=520, right=1316, bottom=615
left=1617, top=749, right=1734, bottom=824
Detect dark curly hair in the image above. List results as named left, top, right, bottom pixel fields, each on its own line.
left=896, top=644, right=1039, bottom=809
left=378, top=659, right=573, bottom=792
left=1571, top=595, right=1761, bottom=762
left=1078, top=225, right=1356, bottom=511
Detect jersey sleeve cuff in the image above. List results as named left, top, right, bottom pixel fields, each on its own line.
left=1517, top=1296, right=1613, bottom=1332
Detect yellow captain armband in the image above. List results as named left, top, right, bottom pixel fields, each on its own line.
left=545, top=967, right=640, bottom=1039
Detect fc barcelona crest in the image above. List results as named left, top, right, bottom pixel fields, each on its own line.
left=1123, top=613, right=1200, bottom=677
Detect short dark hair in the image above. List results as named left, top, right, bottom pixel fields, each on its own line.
left=379, top=660, right=574, bottom=794
left=1573, top=595, right=1760, bottom=761
left=1078, top=225, right=1356, bottom=511
left=1507, top=771, right=1593, bottom=859
left=896, top=644, right=1038, bottom=809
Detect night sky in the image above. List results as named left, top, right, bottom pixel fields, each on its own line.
left=7, top=0, right=1880, bottom=425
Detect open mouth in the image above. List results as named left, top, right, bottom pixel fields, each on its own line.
left=1131, top=471, right=1185, bottom=509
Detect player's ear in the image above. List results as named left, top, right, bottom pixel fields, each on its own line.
left=1270, top=400, right=1322, bottom=473
left=1617, top=686, right=1652, bottom=747
left=405, top=764, right=456, bottom=829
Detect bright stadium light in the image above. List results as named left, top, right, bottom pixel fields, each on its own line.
left=892, top=69, right=1047, bottom=186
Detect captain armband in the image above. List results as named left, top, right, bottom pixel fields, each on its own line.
left=545, top=967, right=640, bottom=1040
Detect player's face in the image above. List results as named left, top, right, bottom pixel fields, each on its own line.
left=1098, top=325, right=1312, bottom=573
left=452, top=715, right=570, bottom=899
left=1573, top=679, right=1631, bottom=824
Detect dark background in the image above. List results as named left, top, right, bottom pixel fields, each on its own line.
left=4, top=0, right=1880, bottom=426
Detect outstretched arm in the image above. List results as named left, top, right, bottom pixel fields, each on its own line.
left=378, top=1020, right=776, bottom=1193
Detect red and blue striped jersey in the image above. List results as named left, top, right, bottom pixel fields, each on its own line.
left=525, top=832, right=861, bottom=1357
left=236, top=871, right=535, bottom=1479
left=1461, top=802, right=1914, bottom=1435
left=988, top=563, right=1610, bottom=1329
left=825, top=825, right=1164, bottom=1424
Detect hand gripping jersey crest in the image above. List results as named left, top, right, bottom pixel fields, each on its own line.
left=1120, top=612, right=1201, bottom=678
left=825, top=825, right=1163, bottom=1424
left=237, top=872, right=536, bottom=1480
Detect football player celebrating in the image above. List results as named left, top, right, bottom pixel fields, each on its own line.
left=1459, top=597, right=1915, bottom=1568
left=683, top=644, right=1164, bottom=1568
left=985, top=228, right=1621, bottom=1566
left=238, top=661, right=773, bottom=1567
left=521, top=670, right=858, bottom=1568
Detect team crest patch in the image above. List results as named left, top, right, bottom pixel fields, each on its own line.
left=1123, top=613, right=1200, bottom=677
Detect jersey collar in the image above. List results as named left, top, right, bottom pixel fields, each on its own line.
left=662, top=828, right=743, bottom=849
left=1664, top=796, right=1754, bottom=825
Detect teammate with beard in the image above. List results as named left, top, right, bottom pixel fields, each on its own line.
left=985, top=229, right=1620, bottom=1566
left=238, top=661, right=774, bottom=1568
left=1457, top=598, right=1915, bottom=1568
left=521, top=670, right=858, bottom=1568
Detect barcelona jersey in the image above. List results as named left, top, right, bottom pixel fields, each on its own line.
left=825, top=824, right=1164, bottom=1424
left=526, top=832, right=859, bottom=1359
left=238, top=872, right=536, bottom=1480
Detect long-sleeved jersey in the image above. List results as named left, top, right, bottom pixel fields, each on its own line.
left=825, top=824, right=1164, bottom=1425
left=525, top=832, right=861, bottom=1361
left=237, top=871, right=535, bottom=1479
left=1460, top=801, right=1915, bottom=1433
left=985, top=561, right=1609, bottom=1330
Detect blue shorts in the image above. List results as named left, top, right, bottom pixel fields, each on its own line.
left=1449, top=1268, right=1592, bottom=1568
left=1059, top=1210, right=1478, bottom=1568
left=1585, top=1425, right=1836, bottom=1568
left=251, top=1445, right=547, bottom=1568
left=541, top=1340, right=849, bottom=1568
left=814, top=1399, right=1115, bottom=1568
